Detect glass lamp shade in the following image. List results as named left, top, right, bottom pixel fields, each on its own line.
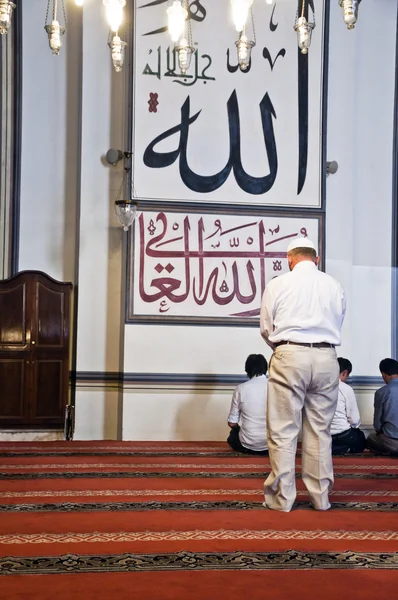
left=115, top=200, right=137, bottom=231
left=0, top=1, right=16, bottom=35
left=338, top=0, right=360, bottom=30
left=167, top=1, right=187, bottom=43
left=230, top=0, right=253, bottom=33
left=294, top=16, right=314, bottom=54
left=110, top=35, right=127, bottom=72
left=44, top=20, right=66, bottom=55
left=175, top=38, right=194, bottom=74
left=235, top=34, right=255, bottom=71
left=103, top=0, right=126, bottom=32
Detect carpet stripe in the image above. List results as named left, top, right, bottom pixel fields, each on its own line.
left=1, top=500, right=398, bottom=512
left=1, top=462, right=397, bottom=470
left=0, top=452, right=387, bottom=458
left=1, top=550, right=398, bottom=575
left=1, top=471, right=396, bottom=480
left=2, top=489, right=398, bottom=499
left=1, top=529, right=398, bottom=544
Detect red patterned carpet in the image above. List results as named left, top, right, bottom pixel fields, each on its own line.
left=0, top=442, right=398, bottom=599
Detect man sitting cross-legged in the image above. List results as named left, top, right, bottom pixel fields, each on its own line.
left=366, top=358, right=398, bottom=456
left=330, top=357, right=366, bottom=455
left=227, top=354, right=268, bottom=455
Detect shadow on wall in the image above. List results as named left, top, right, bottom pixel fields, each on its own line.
left=174, top=381, right=227, bottom=442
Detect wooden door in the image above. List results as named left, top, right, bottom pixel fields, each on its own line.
left=0, top=272, right=72, bottom=429
left=0, top=277, right=31, bottom=425
left=29, top=275, right=71, bottom=427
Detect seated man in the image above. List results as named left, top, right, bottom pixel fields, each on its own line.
left=331, top=357, right=366, bottom=454
left=366, top=358, right=398, bottom=455
left=227, top=354, right=268, bottom=455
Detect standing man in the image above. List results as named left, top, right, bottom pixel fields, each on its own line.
left=260, top=238, right=346, bottom=512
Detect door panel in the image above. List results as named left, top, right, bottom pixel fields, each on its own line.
left=0, top=359, right=29, bottom=424
left=30, top=359, right=65, bottom=423
left=0, top=282, right=28, bottom=351
left=34, top=282, right=66, bottom=350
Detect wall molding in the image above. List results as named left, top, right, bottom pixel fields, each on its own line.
left=73, top=371, right=383, bottom=389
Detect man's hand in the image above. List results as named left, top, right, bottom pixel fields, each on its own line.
left=260, top=329, right=276, bottom=351
left=228, top=422, right=239, bottom=429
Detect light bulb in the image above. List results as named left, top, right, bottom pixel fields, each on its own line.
left=175, top=37, right=194, bottom=74
left=265, top=0, right=273, bottom=4
left=0, top=1, right=16, bottom=35
left=115, top=201, right=137, bottom=231
left=44, top=20, right=65, bottom=55
left=235, top=34, right=255, bottom=71
left=75, top=0, right=84, bottom=6
left=167, top=1, right=187, bottom=43
left=294, top=16, right=314, bottom=54
left=338, top=0, right=360, bottom=30
left=231, top=0, right=253, bottom=33
left=111, top=34, right=127, bottom=72
left=103, top=0, right=126, bottom=33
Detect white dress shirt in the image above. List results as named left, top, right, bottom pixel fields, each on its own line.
left=227, top=375, right=268, bottom=451
left=260, top=261, right=346, bottom=346
left=330, top=380, right=361, bottom=435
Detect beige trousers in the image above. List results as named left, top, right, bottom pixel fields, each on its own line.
left=264, top=345, right=339, bottom=512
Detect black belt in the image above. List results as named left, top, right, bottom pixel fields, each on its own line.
left=274, top=341, right=335, bottom=349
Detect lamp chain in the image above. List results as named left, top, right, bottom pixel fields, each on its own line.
left=311, top=1, right=315, bottom=28
left=116, top=167, right=130, bottom=201
left=297, top=0, right=315, bottom=27
left=187, top=8, right=193, bottom=46
left=44, top=0, right=67, bottom=26
left=62, top=0, right=67, bottom=27
left=250, top=6, right=256, bottom=45
left=45, top=0, right=50, bottom=26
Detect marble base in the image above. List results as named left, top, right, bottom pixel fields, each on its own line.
left=0, top=430, right=64, bottom=442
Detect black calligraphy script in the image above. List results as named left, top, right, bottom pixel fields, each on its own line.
left=140, top=0, right=207, bottom=37
left=296, top=0, right=314, bottom=195
left=143, top=90, right=278, bottom=195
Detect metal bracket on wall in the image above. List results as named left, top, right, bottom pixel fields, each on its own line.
left=326, top=160, right=338, bottom=176
left=106, top=148, right=133, bottom=166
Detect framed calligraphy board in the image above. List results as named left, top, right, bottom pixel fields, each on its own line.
left=132, top=0, right=327, bottom=208
left=127, top=208, right=323, bottom=325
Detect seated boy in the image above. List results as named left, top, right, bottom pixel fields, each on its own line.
left=330, top=357, right=366, bottom=454
left=227, top=354, right=268, bottom=455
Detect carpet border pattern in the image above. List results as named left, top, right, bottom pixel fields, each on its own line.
left=1, top=500, right=398, bottom=512
left=1, top=550, right=398, bottom=575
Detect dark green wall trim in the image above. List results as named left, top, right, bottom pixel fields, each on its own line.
left=10, top=0, right=22, bottom=274
left=73, top=372, right=382, bottom=388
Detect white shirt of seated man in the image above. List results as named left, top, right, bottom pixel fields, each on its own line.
left=227, top=375, right=268, bottom=452
left=330, top=362, right=361, bottom=435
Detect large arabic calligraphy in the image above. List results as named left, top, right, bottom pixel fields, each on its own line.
left=130, top=211, right=320, bottom=321
left=133, top=1, right=325, bottom=207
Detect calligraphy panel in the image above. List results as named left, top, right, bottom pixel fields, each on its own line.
left=127, top=209, right=322, bottom=324
left=132, top=1, right=326, bottom=208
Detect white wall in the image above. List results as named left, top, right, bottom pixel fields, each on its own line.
left=16, top=0, right=397, bottom=439
left=19, top=0, right=71, bottom=281
left=326, top=0, right=395, bottom=375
